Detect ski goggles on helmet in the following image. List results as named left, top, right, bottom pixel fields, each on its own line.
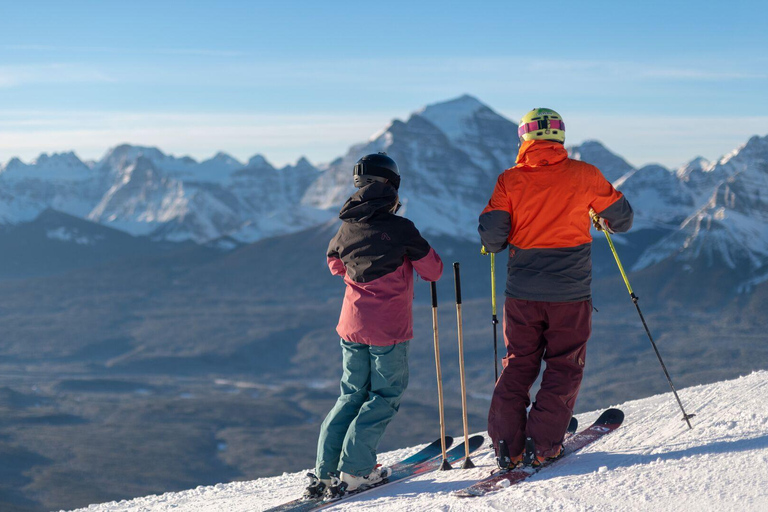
left=518, top=119, right=566, bottom=139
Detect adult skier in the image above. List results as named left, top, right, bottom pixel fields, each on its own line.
left=306, top=153, right=444, bottom=497
left=478, top=108, right=633, bottom=469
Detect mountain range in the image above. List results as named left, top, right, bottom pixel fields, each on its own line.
left=1, top=94, right=767, bottom=293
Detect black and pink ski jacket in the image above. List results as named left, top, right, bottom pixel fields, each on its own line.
left=327, top=182, right=443, bottom=346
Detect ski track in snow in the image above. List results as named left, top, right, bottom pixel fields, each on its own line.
left=69, top=371, right=768, bottom=512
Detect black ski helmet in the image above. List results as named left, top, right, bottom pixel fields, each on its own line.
left=353, top=152, right=400, bottom=190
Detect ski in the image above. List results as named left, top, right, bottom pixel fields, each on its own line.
left=455, top=408, right=623, bottom=498
left=264, top=436, right=453, bottom=512
left=312, top=434, right=485, bottom=510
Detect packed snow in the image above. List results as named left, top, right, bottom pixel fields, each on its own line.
left=68, top=371, right=768, bottom=512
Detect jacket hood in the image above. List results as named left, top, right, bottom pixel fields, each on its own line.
left=339, top=182, right=398, bottom=222
left=516, top=139, right=569, bottom=167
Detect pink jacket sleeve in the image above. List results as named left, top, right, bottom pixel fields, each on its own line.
left=412, top=247, right=443, bottom=282
left=327, top=256, right=346, bottom=276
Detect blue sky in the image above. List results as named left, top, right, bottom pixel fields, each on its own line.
left=1, top=0, right=766, bottom=168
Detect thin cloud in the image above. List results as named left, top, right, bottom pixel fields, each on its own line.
left=4, top=44, right=245, bottom=57
left=0, top=63, right=115, bottom=88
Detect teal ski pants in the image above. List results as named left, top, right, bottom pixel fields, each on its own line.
left=315, top=338, right=410, bottom=478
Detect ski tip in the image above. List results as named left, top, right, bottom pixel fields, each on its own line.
left=468, top=434, right=485, bottom=451
left=428, top=436, right=453, bottom=451
left=595, top=408, right=624, bottom=426
left=445, top=435, right=485, bottom=459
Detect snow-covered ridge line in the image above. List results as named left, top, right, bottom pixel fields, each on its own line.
left=68, top=371, right=768, bottom=512
left=0, top=95, right=766, bottom=287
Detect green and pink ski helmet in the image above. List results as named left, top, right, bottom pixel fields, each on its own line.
left=518, top=108, right=566, bottom=143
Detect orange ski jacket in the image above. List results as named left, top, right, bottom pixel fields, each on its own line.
left=478, top=140, right=633, bottom=301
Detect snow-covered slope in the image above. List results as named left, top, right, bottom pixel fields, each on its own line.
left=68, top=371, right=768, bottom=512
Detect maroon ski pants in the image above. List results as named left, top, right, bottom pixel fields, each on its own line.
left=488, top=298, right=591, bottom=459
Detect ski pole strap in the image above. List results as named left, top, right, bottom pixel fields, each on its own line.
left=431, top=281, right=438, bottom=308
left=453, top=262, right=462, bottom=305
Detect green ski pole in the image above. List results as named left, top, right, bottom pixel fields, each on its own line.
left=481, top=246, right=499, bottom=382
left=590, top=208, right=695, bottom=429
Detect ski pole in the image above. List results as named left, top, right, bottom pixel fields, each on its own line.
left=430, top=281, right=451, bottom=470
left=453, top=262, right=475, bottom=468
left=481, top=246, right=500, bottom=382
left=589, top=209, right=695, bottom=429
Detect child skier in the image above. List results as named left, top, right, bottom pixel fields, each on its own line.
left=306, top=152, right=443, bottom=498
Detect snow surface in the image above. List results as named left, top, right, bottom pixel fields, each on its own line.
left=68, top=371, right=768, bottom=512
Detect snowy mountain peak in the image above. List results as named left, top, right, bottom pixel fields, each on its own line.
left=0, top=151, right=91, bottom=181
left=635, top=163, right=673, bottom=179
left=209, top=152, right=242, bottom=166
left=418, top=94, right=486, bottom=122
left=2, top=157, right=26, bottom=173
left=568, top=140, right=635, bottom=183
left=191, top=153, right=244, bottom=182
left=417, top=94, right=507, bottom=145
left=286, top=156, right=317, bottom=173
left=33, top=151, right=82, bottom=166
left=99, top=144, right=167, bottom=169
left=677, top=156, right=712, bottom=180
left=246, top=154, right=274, bottom=170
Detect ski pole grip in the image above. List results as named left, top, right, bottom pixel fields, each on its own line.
left=430, top=281, right=438, bottom=308
left=453, top=262, right=462, bottom=305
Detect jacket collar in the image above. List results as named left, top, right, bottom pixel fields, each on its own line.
left=339, top=182, right=398, bottom=222
left=515, top=139, right=568, bottom=167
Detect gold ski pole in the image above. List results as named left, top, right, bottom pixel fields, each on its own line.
left=589, top=208, right=695, bottom=429
left=453, top=262, right=475, bottom=468
left=430, top=281, right=451, bottom=470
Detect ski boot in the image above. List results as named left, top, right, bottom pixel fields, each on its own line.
left=524, top=437, right=565, bottom=468
left=531, top=446, right=565, bottom=468
left=323, top=473, right=348, bottom=500
left=495, top=439, right=524, bottom=471
left=303, top=473, right=331, bottom=499
left=339, top=465, right=391, bottom=492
